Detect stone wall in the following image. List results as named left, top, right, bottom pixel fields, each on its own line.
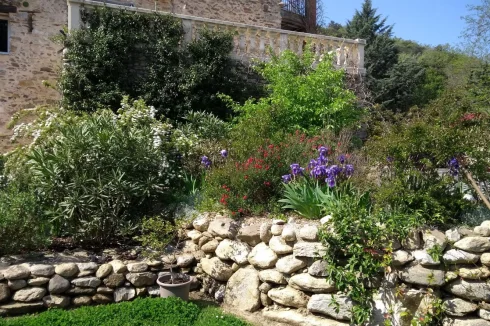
left=3, top=213, right=490, bottom=326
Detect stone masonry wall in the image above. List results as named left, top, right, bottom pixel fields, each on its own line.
left=3, top=213, right=490, bottom=326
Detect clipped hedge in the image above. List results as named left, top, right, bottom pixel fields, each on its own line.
left=0, top=298, right=249, bottom=326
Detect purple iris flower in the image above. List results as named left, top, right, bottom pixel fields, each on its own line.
left=339, top=154, right=346, bottom=164
left=282, top=174, right=292, bottom=183
left=310, top=165, right=327, bottom=178
left=344, top=164, right=354, bottom=177
left=326, top=176, right=336, bottom=188
left=220, top=149, right=228, bottom=158
left=448, top=158, right=459, bottom=176
left=327, top=165, right=341, bottom=178
left=290, top=163, right=304, bottom=176
left=318, top=154, right=328, bottom=165
left=308, top=159, right=318, bottom=169
left=318, top=146, right=328, bottom=156
left=387, top=156, right=394, bottom=163
left=201, top=156, right=211, bottom=168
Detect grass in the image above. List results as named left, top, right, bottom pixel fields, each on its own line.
left=0, top=297, right=250, bottom=326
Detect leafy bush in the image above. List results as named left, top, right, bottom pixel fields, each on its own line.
left=59, top=7, right=256, bottom=120
left=7, top=99, right=194, bottom=244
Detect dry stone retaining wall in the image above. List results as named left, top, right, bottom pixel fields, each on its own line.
left=3, top=214, right=490, bottom=326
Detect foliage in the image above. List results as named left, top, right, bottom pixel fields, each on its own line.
left=279, top=181, right=330, bottom=219
left=6, top=98, right=194, bottom=245
left=228, top=48, right=359, bottom=135
left=461, top=0, right=490, bottom=61
left=0, top=297, right=248, bottom=326
left=59, top=7, right=255, bottom=120
left=318, top=21, right=347, bottom=38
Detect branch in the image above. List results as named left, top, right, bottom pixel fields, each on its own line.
left=463, top=169, right=490, bottom=210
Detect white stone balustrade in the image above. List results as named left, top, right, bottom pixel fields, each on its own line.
left=67, top=0, right=366, bottom=74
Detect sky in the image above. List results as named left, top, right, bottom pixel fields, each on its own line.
left=321, top=0, right=483, bottom=47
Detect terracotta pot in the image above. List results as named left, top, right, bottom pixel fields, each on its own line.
left=156, top=273, right=191, bottom=301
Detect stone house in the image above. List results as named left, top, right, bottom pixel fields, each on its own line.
left=0, top=0, right=363, bottom=140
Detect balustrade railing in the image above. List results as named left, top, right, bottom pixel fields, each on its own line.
left=67, top=0, right=366, bottom=74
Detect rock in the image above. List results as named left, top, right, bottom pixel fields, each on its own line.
left=259, top=282, right=272, bottom=293
left=198, top=235, right=212, bottom=248
left=271, top=224, right=284, bottom=236
left=30, top=264, right=55, bottom=277
left=268, top=286, right=309, bottom=308
left=482, top=221, right=490, bottom=229
left=109, top=260, right=127, bottom=273
left=475, top=226, right=490, bottom=237
left=263, top=309, right=348, bottom=326
left=269, top=236, right=293, bottom=254
left=135, top=287, right=148, bottom=297
left=208, top=217, right=238, bottom=239
left=0, top=284, right=10, bottom=303
left=392, top=250, right=414, bottom=267
left=43, top=295, right=70, bottom=308
left=308, top=294, right=353, bottom=321
left=224, top=267, right=261, bottom=312
left=443, top=298, right=478, bottom=317
left=446, top=229, right=462, bottom=242
left=293, top=242, right=327, bottom=258
left=114, top=287, right=136, bottom=302
left=72, top=296, right=92, bottom=306
left=259, top=270, right=287, bottom=284
left=201, top=257, right=234, bottom=281
left=443, top=249, right=480, bottom=264
left=482, top=253, right=490, bottom=266
left=423, top=229, right=448, bottom=250
left=308, top=260, right=328, bottom=277
left=3, top=265, right=30, bottom=280
left=454, top=237, right=490, bottom=253
left=459, top=266, right=490, bottom=279
left=127, top=262, right=148, bottom=273
left=92, top=293, right=113, bottom=304
left=412, top=250, right=440, bottom=266
left=0, top=272, right=3, bottom=281
left=177, top=254, right=195, bottom=267
left=125, top=272, right=157, bottom=287
left=187, top=230, right=202, bottom=243
left=402, top=231, right=422, bottom=250
left=147, top=285, right=160, bottom=297
left=215, top=284, right=226, bottom=302
left=146, top=260, right=162, bottom=268
left=77, top=262, right=98, bottom=275
left=276, top=255, right=307, bottom=274
left=272, top=219, right=286, bottom=225
left=446, top=271, right=459, bottom=282
left=237, top=225, right=261, bottom=246
left=480, top=309, right=490, bottom=321
left=445, top=279, right=490, bottom=302
left=215, top=239, right=251, bottom=265
left=103, top=273, right=126, bottom=288
left=281, top=224, right=296, bottom=242
left=399, top=264, right=445, bottom=286
left=49, top=275, right=71, bottom=294
left=96, top=287, right=114, bottom=294
left=260, top=222, right=273, bottom=243
left=289, top=273, right=335, bottom=293
left=201, top=239, right=219, bottom=253
left=71, top=277, right=101, bottom=288
left=8, top=279, right=27, bottom=290
left=442, top=317, right=490, bottom=326
left=65, top=287, right=96, bottom=295
left=0, top=302, right=44, bottom=315
left=12, top=287, right=46, bottom=302
left=93, top=264, right=111, bottom=279
left=299, top=225, right=318, bottom=241
left=193, top=213, right=211, bottom=232
left=55, top=263, right=79, bottom=278
left=248, top=243, right=278, bottom=269
left=28, top=277, right=50, bottom=286
left=261, top=292, right=272, bottom=306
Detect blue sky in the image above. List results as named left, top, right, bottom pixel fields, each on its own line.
left=321, top=0, right=482, bottom=47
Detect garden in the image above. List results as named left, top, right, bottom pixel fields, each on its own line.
left=1, top=3, right=490, bottom=326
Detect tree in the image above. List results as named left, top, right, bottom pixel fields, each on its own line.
left=461, top=0, right=490, bottom=61
left=318, top=21, right=347, bottom=38
left=345, top=0, right=398, bottom=106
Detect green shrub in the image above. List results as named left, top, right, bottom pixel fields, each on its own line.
left=59, top=7, right=256, bottom=120
left=0, top=298, right=248, bottom=326
left=7, top=98, right=194, bottom=245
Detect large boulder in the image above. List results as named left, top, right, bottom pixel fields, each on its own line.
left=268, top=286, right=309, bottom=308
left=422, top=229, right=448, bottom=250
left=308, top=260, right=328, bottom=277
left=3, top=265, right=30, bottom=280
left=208, top=217, right=238, bottom=239
left=445, top=279, right=490, bottom=302
left=55, top=263, right=79, bottom=278
left=12, top=287, right=46, bottom=302
left=482, top=253, right=490, bottom=266
left=114, top=287, right=136, bottom=302
left=260, top=222, right=273, bottom=244
left=288, top=273, right=335, bottom=293
left=77, top=262, right=99, bottom=276
left=224, top=268, right=261, bottom=312
left=276, top=255, right=307, bottom=274
left=109, top=260, right=127, bottom=274
left=248, top=243, right=278, bottom=269
left=71, top=277, right=101, bottom=288
left=30, top=264, right=55, bottom=277
left=8, top=279, right=26, bottom=290
left=43, top=295, right=70, bottom=308
left=96, top=264, right=113, bottom=278
left=72, top=296, right=92, bottom=306
left=307, top=294, right=353, bottom=321
left=127, top=262, right=148, bottom=273
left=293, top=242, right=327, bottom=258
left=412, top=250, right=440, bottom=266
left=201, top=257, right=234, bottom=281
left=459, top=266, right=490, bottom=280
left=269, top=236, right=293, bottom=254
left=0, top=284, right=10, bottom=303
left=28, top=277, right=50, bottom=286
left=201, top=239, right=219, bottom=253
left=392, top=250, right=414, bottom=267
left=443, top=298, right=478, bottom=317
left=237, top=225, right=262, bottom=246
left=215, top=239, right=251, bottom=265
left=299, top=225, right=319, bottom=241
left=49, top=275, right=71, bottom=294
left=0, top=302, right=44, bottom=315
left=258, top=270, right=287, bottom=285
left=399, top=264, right=445, bottom=286
left=443, top=249, right=480, bottom=264
left=281, top=224, right=296, bottom=242
left=193, top=213, right=211, bottom=232
left=263, top=310, right=348, bottom=326
left=103, top=273, right=126, bottom=288
left=125, top=272, right=157, bottom=287
left=454, top=237, right=490, bottom=253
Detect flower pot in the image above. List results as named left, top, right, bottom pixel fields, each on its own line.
left=156, top=273, right=191, bottom=301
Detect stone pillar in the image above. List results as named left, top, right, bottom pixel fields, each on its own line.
left=356, top=39, right=366, bottom=75
left=305, top=0, right=316, bottom=33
